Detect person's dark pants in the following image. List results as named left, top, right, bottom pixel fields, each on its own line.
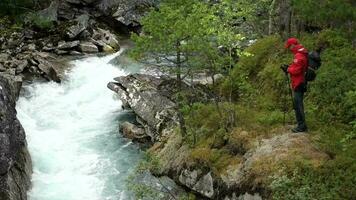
left=293, top=83, right=307, bottom=130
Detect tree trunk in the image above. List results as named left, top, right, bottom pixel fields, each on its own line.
left=176, top=41, right=182, bottom=89
left=268, top=0, right=277, bottom=35
left=281, top=0, right=292, bottom=39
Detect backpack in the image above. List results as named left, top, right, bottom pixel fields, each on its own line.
left=305, top=51, right=321, bottom=82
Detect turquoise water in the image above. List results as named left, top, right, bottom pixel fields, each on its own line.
left=17, top=52, right=142, bottom=200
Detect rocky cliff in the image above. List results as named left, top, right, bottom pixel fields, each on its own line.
left=0, top=75, right=32, bottom=200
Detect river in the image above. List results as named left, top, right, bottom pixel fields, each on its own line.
left=16, top=51, right=142, bottom=200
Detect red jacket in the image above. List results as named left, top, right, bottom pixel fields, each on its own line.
left=287, top=44, right=308, bottom=90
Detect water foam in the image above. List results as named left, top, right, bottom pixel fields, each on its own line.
left=17, top=52, right=141, bottom=200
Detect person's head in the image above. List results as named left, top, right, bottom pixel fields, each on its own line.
left=285, top=38, right=299, bottom=51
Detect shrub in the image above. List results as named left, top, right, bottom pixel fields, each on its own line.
left=28, top=13, right=54, bottom=31
left=270, top=158, right=356, bottom=200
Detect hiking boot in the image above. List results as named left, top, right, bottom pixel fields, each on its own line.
left=292, top=127, right=308, bottom=133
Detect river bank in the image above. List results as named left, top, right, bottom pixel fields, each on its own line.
left=108, top=73, right=330, bottom=199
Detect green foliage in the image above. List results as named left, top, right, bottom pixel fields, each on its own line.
left=126, top=174, right=161, bottom=200
left=0, top=17, right=23, bottom=37
left=28, top=13, right=54, bottom=30
left=270, top=158, right=356, bottom=200
left=136, top=152, right=162, bottom=175
left=131, top=0, right=246, bottom=84
left=181, top=102, right=238, bottom=146
left=0, top=0, right=34, bottom=17
left=292, top=0, right=355, bottom=32
left=307, top=30, right=356, bottom=123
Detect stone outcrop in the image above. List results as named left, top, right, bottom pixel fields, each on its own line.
left=0, top=75, right=32, bottom=200
left=65, top=14, right=90, bottom=39
left=132, top=170, right=187, bottom=200
left=108, top=74, right=180, bottom=141
left=119, top=121, right=148, bottom=142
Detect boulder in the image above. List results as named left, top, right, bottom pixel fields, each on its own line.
left=15, top=60, right=29, bottom=74
left=103, top=44, right=114, bottom=52
left=37, top=0, right=59, bottom=22
left=58, top=1, right=76, bottom=20
left=108, top=74, right=180, bottom=141
left=179, top=169, right=215, bottom=198
left=93, top=28, right=120, bottom=49
left=34, top=57, right=61, bottom=83
left=0, top=75, right=32, bottom=200
left=230, top=133, right=329, bottom=189
left=119, top=121, right=147, bottom=141
left=79, top=42, right=99, bottom=53
left=0, top=64, right=5, bottom=72
left=0, top=53, right=10, bottom=63
left=97, top=0, right=157, bottom=26
left=65, top=14, right=90, bottom=39
left=57, top=40, right=80, bottom=50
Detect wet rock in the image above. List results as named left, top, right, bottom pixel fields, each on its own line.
left=57, top=40, right=80, bottom=50
left=103, top=44, right=114, bottom=52
left=79, top=42, right=98, bottom=53
left=69, top=51, right=83, bottom=55
left=119, top=121, right=147, bottom=141
left=65, top=14, right=89, bottom=39
left=108, top=74, right=180, bottom=141
left=34, top=57, right=61, bottom=83
left=0, top=75, right=32, bottom=200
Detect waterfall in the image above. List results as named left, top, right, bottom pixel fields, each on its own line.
left=16, top=51, right=141, bottom=200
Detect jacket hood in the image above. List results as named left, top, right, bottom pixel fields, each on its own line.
left=291, top=44, right=308, bottom=55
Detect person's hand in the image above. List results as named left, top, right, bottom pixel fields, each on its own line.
left=280, top=64, right=289, bottom=74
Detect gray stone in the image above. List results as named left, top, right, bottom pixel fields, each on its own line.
left=192, top=172, right=214, bottom=198
left=107, top=74, right=179, bottom=141
left=179, top=169, right=214, bottom=198
left=37, top=0, right=59, bottom=22
left=119, top=121, right=147, bottom=140
left=27, top=44, right=36, bottom=51
left=133, top=170, right=187, bottom=200
left=35, top=57, right=61, bottom=83
left=66, top=14, right=90, bottom=39
left=69, top=51, right=82, bottom=55
left=0, top=75, right=32, bottom=200
left=58, top=1, right=76, bottom=20
left=57, top=40, right=80, bottom=50
left=15, top=60, right=28, bottom=74
left=0, top=53, right=9, bottom=63
left=93, top=28, right=119, bottom=49
left=79, top=42, right=99, bottom=53
left=0, top=64, right=5, bottom=72
left=55, top=49, right=69, bottom=55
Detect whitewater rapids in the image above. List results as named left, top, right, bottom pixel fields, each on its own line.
left=16, top=52, right=141, bottom=200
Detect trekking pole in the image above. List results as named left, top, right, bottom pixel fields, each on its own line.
left=283, top=73, right=288, bottom=125
left=286, top=74, right=294, bottom=106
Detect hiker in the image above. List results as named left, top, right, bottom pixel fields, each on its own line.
left=281, top=38, right=308, bottom=133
